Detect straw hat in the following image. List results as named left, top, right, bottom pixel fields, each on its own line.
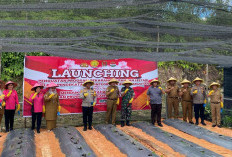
left=47, top=82, right=59, bottom=88
left=122, top=79, right=133, bottom=85
left=150, top=79, right=160, bottom=85
left=209, top=82, right=220, bottom=89
left=31, top=83, right=44, bottom=91
left=83, top=80, right=94, bottom=87
left=5, top=81, right=17, bottom=89
left=167, top=77, right=177, bottom=82
left=108, top=78, right=119, bottom=84
left=181, top=79, right=191, bottom=84
left=192, top=77, right=203, bottom=83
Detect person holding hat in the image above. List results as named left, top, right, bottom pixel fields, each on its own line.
left=207, top=82, right=223, bottom=127
left=44, top=82, right=60, bottom=131
left=0, top=80, right=5, bottom=132
left=179, top=79, right=193, bottom=124
left=3, top=81, right=19, bottom=132
left=120, top=79, right=135, bottom=127
left=191, top=77, right=207, bottom=125
left=165, top=77, right=180, bottom=119
left=29, top=83, right=45, bottom=133
left=105, top=78, right=120, bottom=125
left=80, top=80, right=96, bottom=131
left=147, top=79, right=165, bottom=126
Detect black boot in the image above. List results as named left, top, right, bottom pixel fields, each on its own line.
left=201, top=121, right=206, bottom=126
left=88, top=125, right=92, bottom=130
left=83, top=124, right=87, bottom=131
left=121, top=121, right=125, bottom=127
left=195, top=119, right=199, bottom=125
left=126, top=120, right=130, bottom=126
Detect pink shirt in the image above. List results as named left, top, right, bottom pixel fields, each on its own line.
left=3, top=89, right=19, bottom=110
left=29, top=93, right=44, bottom=113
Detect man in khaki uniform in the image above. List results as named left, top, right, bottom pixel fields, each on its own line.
left=207, top=82, right=223, bottom=127
left=165, top=77, right=180, bottom=119
left=105, top=78, right=120, bottom=125
left=179, top=79, right=193, bottom=124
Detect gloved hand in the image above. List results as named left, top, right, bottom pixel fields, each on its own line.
left=220, top=108, right=223, bottom=113
left=193, top=90, right=198, bottom=94
left=7, top=90, right=12, bottom=97
left=110, top=88, right=115, bottom=93
left=0, top=95, right=5, bottom=99
left=158, top=87, right=162, bottom=90
left=93, top=91, right=96, bottom=97
left=146, top=100, right=149, bottom=106
left=116, top=98, right=120, bottom=105
left=43, top=105, right=45, bottom=113
left=49, top=93, right=55, bottom=99
left=129, top=98, right=133, bottom=103
left=58, top=106, right=61, bottom=112
left=16, top=104, right=20, bottom=115
left=203, top=99, right=207, bottom=107
left=208, top=90, right=214, bottom=96
left=32, top=92, right=38, bottom=99
left=220, top=102, right=224, bottom=108
left=2, top=101, right=5, bottom=107
left=57, top=112, right=60, bottom=116
left=84, top=93, right=89, bottom=97
left=92, top=102, right=96, bottom=106
left=124, top=88, right=129, bottom=93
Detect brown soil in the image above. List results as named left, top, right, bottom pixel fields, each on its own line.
left=34, top=129, right=65, bottom=157
left=0, top=133, right=8, bottom=155
left=77, top=127, right=126, bottom=157
left=160, top=123, right=232, bottom=157
left=117, top=126, right=184, bottom=157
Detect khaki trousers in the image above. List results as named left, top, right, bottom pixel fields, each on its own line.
left=167, top=98, right=179, bottom=119
left=105, top=99, right=117, bottom=125
left=182, top=101, right=193, bottom=122
left=211, top=103, right=221, bottom=125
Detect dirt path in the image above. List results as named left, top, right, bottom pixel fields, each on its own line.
left=0, top=133, right=8, bottom=155
left=77, top=127, right=126, bottom=157
left=161, top=123, right=232, bottom=157
left=34, top=130, right=65, bottom=157
left=117, top=126, right=184, bottom=157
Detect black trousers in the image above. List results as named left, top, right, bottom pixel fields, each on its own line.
left=4, top=109, right=15, bottom=131
left=82, top=106, right=93, bottom=127
left=150, top=104, right=162, bottom=124
left=194, top=104, right=205, bottom=122
left=32, top=112, right=42, bottom=131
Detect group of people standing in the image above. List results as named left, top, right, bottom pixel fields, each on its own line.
left=0, top=76, right=224, bottom=134
left=0, top=81, right=60, bottom=133
left=147, top=77, right=223, bottom=127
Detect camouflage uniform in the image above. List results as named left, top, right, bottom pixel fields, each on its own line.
left=121, top=87, right=135, bottom=122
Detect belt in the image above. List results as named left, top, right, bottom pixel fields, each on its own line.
left=182, top=100, right=192, bottom=102
left=108, top=98, right=117, bottom=100
left=211, top=102, right=220, bottom=104
left=168, top=97, right=179, bottom=99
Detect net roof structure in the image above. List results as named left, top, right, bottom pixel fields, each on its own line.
left=1, top=0, right=232, bottom=67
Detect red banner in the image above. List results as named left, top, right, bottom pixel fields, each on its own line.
left=23, top=56, right=158, bottom=117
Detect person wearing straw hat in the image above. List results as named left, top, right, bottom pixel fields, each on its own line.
left=147, top=79, right=165, bottom=127
left=44, top=82, right=61, bottom=131
left=0, top=80, right=5, bottom=132
left=120, top=79, right=135, bottom=127
left=179, top=79, right=194, bottom=124
left=165, top=77, right=180, bottom=119
left=80, top=80, right=96, bottom=131
left=207, top=82, right=223, bottom=127
left=105, top=78, right=119, bottom=125
left=29, top=83, right=45, bottom=133
left=191, top=77, right=207, bottom=125
left=2, top=81, right=19, bottom=132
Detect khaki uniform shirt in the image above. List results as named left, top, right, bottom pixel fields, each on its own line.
left=80, top=88, right=97, bottom=107
left=180, top=87, right=192, bottom=101
left=167, top=85, right=179, bottom=98
left=210, top=90, right=222, bottom=104
left=106, top=86, right=119, bottom=100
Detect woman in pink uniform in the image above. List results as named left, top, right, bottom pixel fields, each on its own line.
left=3, top=81, right=19, bottom=132
left=29, top=83, right=45, bottom=133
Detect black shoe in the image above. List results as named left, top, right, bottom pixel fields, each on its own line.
left=10, top=128, right=13, bottom=131
left=83, top=127, right=87, bottom=131
left=121, top=121, right=125, bottom=127
left=195, top=122, right=199, bottom=125
left=217, top=125, right=222, bottom=128
left=88, top=126, right=92, bottom=130
left=212, top=124, right=216, bottom=127
left=31, top=128, right=35, bottom=130
left=189, top=122, right=194, bottom=124
left=5, top=129, right=9, bottom=133
left=158, top=123, right=163, bottom=127
left=126, top=121, right=130, bottom=126
left=201, top=122, right=206, bottom=126
left=37, top=130, right=40, bottom=134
